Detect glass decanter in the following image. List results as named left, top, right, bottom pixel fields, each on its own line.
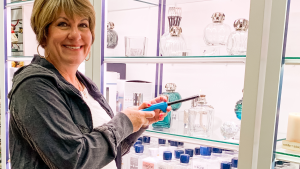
left=227, top=19, right=249, bottom=55
left=188, top=95, right=214, bottom=138
left=107, top=22, right=118, bottom=49
left=203, top=12, right=231, bottom=55
left=160, top=7, right=187, bottom=56
left=162, top=83, right=182, bottom=111
left=234, top=92, right=243, bottom=120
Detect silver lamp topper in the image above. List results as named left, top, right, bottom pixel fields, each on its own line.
left=165, top=83, right=177, bottom=92
left=107, top=22, right=115, bottom=30
left=133, top=93, right=143, bottom=106
left=211, top=12, right=225, bottom=23
left=234, top=19, right=249, bottom=31
left=198, top=95, right=207, bottom=104
left=170, top=26, right=182, bottom=36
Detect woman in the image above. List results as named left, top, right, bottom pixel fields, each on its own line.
left=8, top=0, right=171, bottom=169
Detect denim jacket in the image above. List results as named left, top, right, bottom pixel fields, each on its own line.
left=8, top=55, right=145, bottom=169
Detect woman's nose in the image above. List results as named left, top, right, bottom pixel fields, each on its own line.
left=68, top=27, right=81, bottom=41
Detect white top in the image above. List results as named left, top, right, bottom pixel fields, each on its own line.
left=80, top=88, right=117, bottom=169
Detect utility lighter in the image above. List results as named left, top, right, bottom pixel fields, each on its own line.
left=142, top=95, right=200, bottom=113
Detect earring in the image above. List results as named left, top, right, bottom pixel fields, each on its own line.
left=85, top=54, right=91, bottom=61
left=37, top=44, right=50, bottom=58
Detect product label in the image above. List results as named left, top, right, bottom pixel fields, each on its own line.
left=157, top=164, right=167, bottom=169
left=142, top=162, right=154, bottom=169
left=193, top=165, right=205, bottom=169
left=130, top=157, right=138, bottom=169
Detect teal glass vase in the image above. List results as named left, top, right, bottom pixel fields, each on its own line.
left=152, top=111, right=172, bottom=129
left=162, top=83, right=182, bottom=111
left=234, top=98, right=242, bottom=120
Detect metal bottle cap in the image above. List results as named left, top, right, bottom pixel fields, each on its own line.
left=234, top=18, right=249, bottom=31
left=198, top=95, right=207, bottom=104
left=165, top=83, right=177, bottom=92
left=170, top=26, right=182, bottom=36
left=133, top=93, right=143, bottom=106
left=211, top=12, right=225, bottom=23
left=107, top=22, right=114, bottom=30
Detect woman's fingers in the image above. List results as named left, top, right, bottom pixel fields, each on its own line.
left=143, top=111, right=155, bottom=118
left=138, top=102, right=151, bottom=110
left=151, top=96, right=168, bottom=104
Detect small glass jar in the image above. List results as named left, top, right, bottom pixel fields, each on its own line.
left=227, top=19, right=249, bottom=55
left=125, top=36, right=148, bottom=56
left=203, top=12, right=231, bottom=46
left=188, top=95, right=214, bottom=138
left=107, top=22, right=118, bottom=49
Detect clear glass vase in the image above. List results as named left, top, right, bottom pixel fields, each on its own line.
left=227, top=19, right=249, bottom=55
left=125, top=36, right=148, bottom=56
left=160, top=27, right=187, bottom=56
left=203, top=12, right=231, bottom=55
left=107, top=22, right=118, bottom=49
left=160, top=7, right=187, bottom=56
left=188, top=95, right=214, bottom=137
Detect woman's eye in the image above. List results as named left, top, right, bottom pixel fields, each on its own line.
left=80, top=23, right=88, bottom=28
left=58, top=22, right=68, bottom=27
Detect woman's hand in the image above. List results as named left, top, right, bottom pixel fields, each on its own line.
left=138, top=96, right=172, bottom=128
left=122, top=96, right=172, bottom=132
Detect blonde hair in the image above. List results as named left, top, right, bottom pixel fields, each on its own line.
left=31, top=0, right=96, bottom=48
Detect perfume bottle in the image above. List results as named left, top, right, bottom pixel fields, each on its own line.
left=162, top=83, right=182, bottom=111
left=227, top=19, right=249, bottom=55
left=160, top=7, right=187, bottom=56
left=174, top=154, right=191, bottom=169
left=107, top=22, right=118, bottom=49
left=220, top=121, right=240, bottom=140
left=203, top=12, right=231, bottom=46
left=188, top=95, right=214, bottom=138
left=152, top=110, right=172, bottom=129
left=157, top=151, right=175, bottom=169
left=234, top=90, right=243, bottom=120
left=128, top=145, right=147, bottom=169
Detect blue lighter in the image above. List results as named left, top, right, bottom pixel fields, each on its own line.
left=142, top=95, right=199, bottom=113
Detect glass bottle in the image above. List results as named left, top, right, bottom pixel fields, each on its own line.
left=174, top=154, right=191, bottom=169
left=226, top=19, right=249, bottom=55
left=231, top=157, right=238, bottom=169
left=107, top=22, right=118, bottom=49
left=185, top=149, right=194, bottom=167
left=188, top=95, right=214, bottom=137
left=203, top=12, right=231, bottom=55
left=162, top=83, right=182, bottom=111
left=174, top=150, right=184, bottom=163
left=157, top=151, right=175, bottom=169
left=142, top=148, right=159, bottom=169
left=160, top=7, right=187, bottom=56
left=128, top=145, right=147, bottom=169
left=234, top=94, right=243, bottom=120
left=204, top=12, right=231, bottom=46
left=220, top=162, right=231, bottom=169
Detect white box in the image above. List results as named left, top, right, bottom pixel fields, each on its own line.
left=117, top=80, right=154, bottom=111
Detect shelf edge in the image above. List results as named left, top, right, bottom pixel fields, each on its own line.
left=6, top=1, right=34, bottom=7
left=143, top=130, right=239, bottom=151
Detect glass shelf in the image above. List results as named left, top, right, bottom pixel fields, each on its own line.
left=7, top=56, right=33, bottom=61
left=104, top=55, right=246, bottom=63
left=134, top=0, right=214, bottom=6
left=6, top=0, right=34, bottom=7
left=285, top=57, right=300, bottom=65
left=276, top=140, right=300, bottom=164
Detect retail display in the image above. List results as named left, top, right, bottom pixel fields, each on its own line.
left=203, top=12, right=231, bottom=55
left=160, top=7, right=187, bottom=56
left=226, top=19, right=249, bottom=55
left=188, top=95, right=214, bottom=137
left=125, top=36, right=148, bottom=56
left=220, top=121, right=240, bottom=140
left=107, top=22, right=118, bottom=49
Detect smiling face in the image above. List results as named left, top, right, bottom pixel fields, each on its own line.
left=46, top=11, right=92, bottom=66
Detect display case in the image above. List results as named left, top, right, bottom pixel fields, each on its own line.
left=0, top=0, right=297, bottom=169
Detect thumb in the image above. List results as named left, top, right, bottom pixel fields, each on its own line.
left=143, top=111, right=155, bottom=118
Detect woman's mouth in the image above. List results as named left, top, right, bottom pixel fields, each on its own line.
left=63, top=45, right=82, bottom=50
